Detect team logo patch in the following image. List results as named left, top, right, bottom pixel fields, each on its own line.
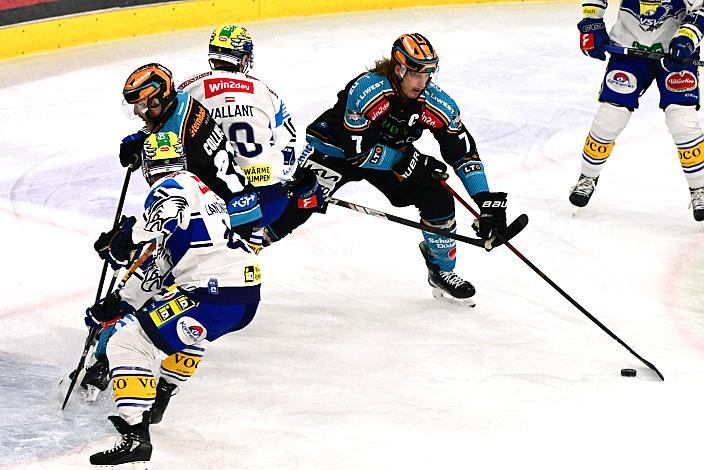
left=176, top=316, right=207, bottom=345
left=605, top=70, right=637, bottom=94
left=666, top=71, right=697, bottom=92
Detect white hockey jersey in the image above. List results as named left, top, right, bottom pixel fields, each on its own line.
left=584, top=0, right=704, bottom=50
left=119, top=171, right=261, bottom=309
left=179, top=70, right=297, bottom=188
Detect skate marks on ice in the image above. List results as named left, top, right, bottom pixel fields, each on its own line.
left=0, top=352, right=113, bottom=466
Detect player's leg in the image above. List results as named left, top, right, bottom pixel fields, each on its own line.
left=657, top=63, right=704, bottom=221
left=263, top=147, right=358, bottom=244
left=89, top=314, right=157, bottom=467
left=368, top=173, right=475, bottom=304
left=151, top=344, right=205, bottom=424
left=570, top=55, right=652, bottom=208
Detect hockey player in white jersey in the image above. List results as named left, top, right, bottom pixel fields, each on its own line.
left=84, top=131, right=262, bottom=468
left=179, top=24, right=325, bottom=249
left=573, top=0, right=704, bottom=221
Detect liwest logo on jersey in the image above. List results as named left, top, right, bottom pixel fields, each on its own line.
left=204, top=78, right=254, bottom=98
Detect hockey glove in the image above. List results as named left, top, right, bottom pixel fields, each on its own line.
left=94, top=216, right=138, bottom=270
left=640, top=5, right=670, bottom=32
left=85, top=291, right=135, bottom=329
left=392, top=148, right=448, bottom=188
left=664, top=34, right=696, bottom=72
left=288, top=167, right=327, bottom=213
left=578, top=18, right=609, bottom=61
left=472, top=191, right=508, bottom=251
left=119, top=130, right=148, bottom=170
left=227, top=188, right=262, bottom=239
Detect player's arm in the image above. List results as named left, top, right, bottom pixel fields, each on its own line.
left=664, top=4, right=704, bottom=71
left=578, top=0, right=609, bottom=60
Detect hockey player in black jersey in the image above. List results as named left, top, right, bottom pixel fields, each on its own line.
left=119, top=63, right=262, bottom=232
left=265, top=33, right=508, bottom=304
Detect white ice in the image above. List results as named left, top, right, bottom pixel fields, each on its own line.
left=1, top=2, right=703, bottom=469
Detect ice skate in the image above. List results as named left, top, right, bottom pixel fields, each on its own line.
left=419, top=242, right=476, bottom=307
left=569, top=174, right=598, bottom=214
left=90, top=412, right=152, bottom=468
left=690, top=187, right=704, bottom=222
left=150, top=377, right=177, bottom=424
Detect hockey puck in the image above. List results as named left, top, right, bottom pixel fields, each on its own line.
left=620, top=368, right=637, bottom=377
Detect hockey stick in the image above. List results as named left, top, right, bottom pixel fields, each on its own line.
left=328, top=197, right=528, bottom=248
left=60, top=165, right=135, bottom=410
left=604, top=44, right=704, bottom=67
left=441, top=180, right=665, bottom=380
left=61, top=242, right=156, bottom=410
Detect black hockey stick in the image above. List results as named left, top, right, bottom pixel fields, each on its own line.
left=61, top=165, right=134, bottom=410
left=604, top=44, right=704, bottom=67
left=441, top=181, right=664, bottom=381
left=328, top=197, right=528, bottom=248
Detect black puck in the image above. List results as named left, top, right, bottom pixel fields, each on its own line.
left=620, top=368, right=637, bottom=377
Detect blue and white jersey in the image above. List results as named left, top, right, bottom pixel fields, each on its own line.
left=179, top=70, right=297, bottom=188
left=119, top=170, right=261, bottom=309
left=583, top=0, right=704, bottom=50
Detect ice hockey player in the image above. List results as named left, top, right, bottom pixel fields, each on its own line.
left=75, top=63, right=263, bottom=402
left=265, top=33, right=508, bottom=305
left=573, top=0, right=704, bottom=221
left=85, top=131, right=262, bottom=467
left=178, top=24, right=326, bottom=249
left=120, top=62, right=262, bottom=232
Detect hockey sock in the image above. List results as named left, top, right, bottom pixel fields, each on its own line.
left=580, top=102, right=631, bottom=177
left=665, top=104, right=704, bottom=189
left=159, top=344, right=205, bottom=386
left=110, top=366, right=157, bottom=425
left=421, top=216, right=457, bottom=272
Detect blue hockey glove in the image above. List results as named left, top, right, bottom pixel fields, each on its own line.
left=120, top=131, right=149, bottom=170
left=578, top=18, right=609, bottom=61
left=640, top=5, right=670, bottom=32
left=227, top=189, right=262, bottom=238
left=392, top=148, right=448, bottom=188
left=472, top=192, right=508, bottom=249
left=664, top=34, right=696, bottom=72
left=94, top=216, right=137, bottom=270
left=85, top=291, right=135, bottom=329
left=288, top=167, right=327, bottom=213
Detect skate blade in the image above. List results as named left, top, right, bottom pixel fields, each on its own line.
left=571, top=206, right=579, bottom=217
left=431, top=288, right=476, bottom=307
left=92, top=461, right=152, bottom=469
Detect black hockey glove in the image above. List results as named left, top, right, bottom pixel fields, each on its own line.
left=288, top=167, right=327, bottom=213
left=392, top=148, right=448, bottom=188
left=85, top=291, right=135, bottom=329
left=119, top=130, right=149, bottom=170
left=94, top=216, right=138, bottom=270
left=472, top=192, right=508, bottom=250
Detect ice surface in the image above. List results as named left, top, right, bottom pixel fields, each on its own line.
left=0, top=3, right=703, bottom=469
